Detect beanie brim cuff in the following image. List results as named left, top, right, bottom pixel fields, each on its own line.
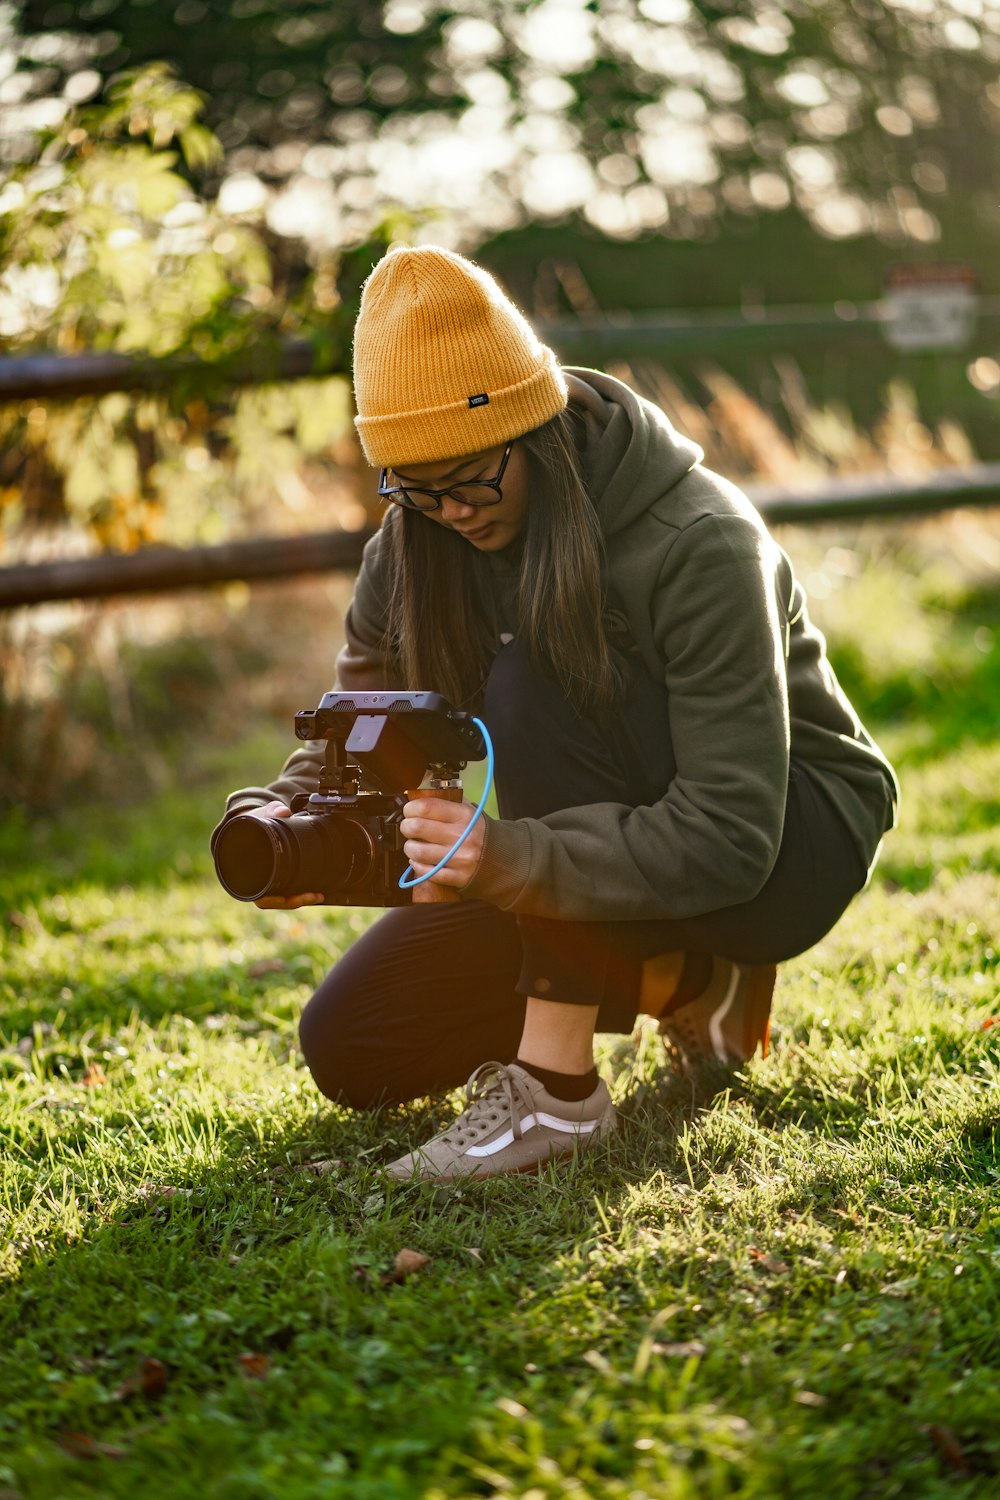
left=355, top=354, right=568, bottom=468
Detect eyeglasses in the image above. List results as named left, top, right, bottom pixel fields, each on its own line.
left=377, top=442, right=513, bottom=512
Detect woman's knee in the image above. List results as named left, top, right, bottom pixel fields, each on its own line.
left=298, top=977, right=386, bottom=1110
left=297, top=902, right=521, bottom=1109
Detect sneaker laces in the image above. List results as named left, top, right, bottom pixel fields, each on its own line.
left=447, top=1062, right=535, bottom=1149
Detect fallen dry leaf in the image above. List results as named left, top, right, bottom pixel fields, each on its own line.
left=749, top=1247, right=790, bottom=1274
left=300, top=1158, right=343, bottom=1177
left=80, top=1063, right=106, bottom=1088
left=238, top=1351, right=270, bottom=1379
left=113, top=1357, right=168, bottom=1401
left=651, top=1340, right=707, bottom=1358
left=140, top=1356, right=168, bottom=1395
left=58, top=1430, right=127, bottom=1460
left=927, top=1424, right=972, bottom=1474
left=381, top=1248, right=430, bottom=1285
left=464, top=1246, right=483, bottom=1262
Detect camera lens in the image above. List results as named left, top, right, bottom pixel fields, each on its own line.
left=213, top=817, right=288, bottom=901
left=213, top=810, right=374, bottom=902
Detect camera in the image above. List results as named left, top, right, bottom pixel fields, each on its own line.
left=212, top=692, right=487, bottom=906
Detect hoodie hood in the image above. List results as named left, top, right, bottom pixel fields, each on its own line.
left=565, top=367, right=703, bottom=537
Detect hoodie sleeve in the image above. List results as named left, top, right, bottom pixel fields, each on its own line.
left=463, top=513, right=791, bottom=921
left=210, top=529, right=395, bottom=849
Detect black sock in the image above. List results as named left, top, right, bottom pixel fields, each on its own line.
left=515, top=1058, right=599, bottom=1101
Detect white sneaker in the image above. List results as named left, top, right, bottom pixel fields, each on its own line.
left=384, top=1061, right=617, bottom=1182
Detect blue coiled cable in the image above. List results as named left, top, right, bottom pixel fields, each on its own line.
left=398, top=716, right=494, bottom=891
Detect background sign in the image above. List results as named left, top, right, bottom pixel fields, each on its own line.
left=882, top=263, right=979, bottom=352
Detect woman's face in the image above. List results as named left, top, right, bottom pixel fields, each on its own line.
left=387, top=441, right=529, bottom=552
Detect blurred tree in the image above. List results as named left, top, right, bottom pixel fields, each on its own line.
left=5, top=1, right=1000, bottom=273
left=0, top=66, right=374, bottom=551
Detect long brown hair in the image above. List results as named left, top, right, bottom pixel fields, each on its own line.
left=381, top=404, right=625, bottom=718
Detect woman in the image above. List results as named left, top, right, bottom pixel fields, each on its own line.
left=214, top=245, right=898, bottom=1183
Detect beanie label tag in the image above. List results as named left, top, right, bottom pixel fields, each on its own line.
left=467, top=392, right=490, bottom=408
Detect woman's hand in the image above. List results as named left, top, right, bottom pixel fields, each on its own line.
left=400, top=797, right=486, bottom=891
left=248, top=802, right=325, bottom=909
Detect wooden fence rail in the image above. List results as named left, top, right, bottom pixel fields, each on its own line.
left=4, top=297, right=1000, bottom=400
left=3, top=306, right=999, bottom=610
left=0, top=341, right=329, bottom=401
left=2, top=464, right=998, bottom=610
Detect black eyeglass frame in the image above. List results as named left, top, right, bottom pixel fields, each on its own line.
left=377, top=442, right=513, bottom=512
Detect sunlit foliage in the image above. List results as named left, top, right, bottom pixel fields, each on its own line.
left=0, top=65, right=268, bottom=355
left=0, top=65, right=359, bottom=551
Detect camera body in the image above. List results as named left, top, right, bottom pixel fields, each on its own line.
left=212, top=692, right=487, bottom=907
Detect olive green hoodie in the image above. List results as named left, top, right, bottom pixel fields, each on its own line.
left=217, top=368, right=898, bottom=921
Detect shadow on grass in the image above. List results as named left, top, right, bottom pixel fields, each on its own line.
left=0, top=1091, right=638, bottom=1495
left=3, top=1033, right=1000, bottom=1498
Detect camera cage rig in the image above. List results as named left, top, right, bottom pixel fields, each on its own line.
left=212, top=692, right=490, bottom=907
left=292, top=691, right=488, bottom=801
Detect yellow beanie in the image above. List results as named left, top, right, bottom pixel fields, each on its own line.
left=353, top=245, right=568, bottom=468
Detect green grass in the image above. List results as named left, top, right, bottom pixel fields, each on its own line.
left=2, top=544, right=999, bottom=1499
